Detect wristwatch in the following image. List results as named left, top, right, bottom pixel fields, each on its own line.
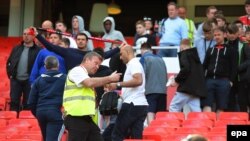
left=116, top=82, right=121, bottom=89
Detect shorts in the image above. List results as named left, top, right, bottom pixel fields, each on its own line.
left=146, top=94, right=166, bottom=113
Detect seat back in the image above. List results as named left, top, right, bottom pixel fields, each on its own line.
left=155, top=112, right=185, bottom=122
left=187, top=112, right=216, bottom=122
left=218, top=112, right=248, bottom=121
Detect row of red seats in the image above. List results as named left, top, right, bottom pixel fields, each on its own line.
left=141, top=112, right=249, bottom=141
left=0, top=110, right=41, bottom=141
left=0, top=38, right=12, bottom=111
left=0, top=110, right=68, bottom=141
left=156, top=111, right=249, bottom=122
left=0, top=111, right=34, bottom=120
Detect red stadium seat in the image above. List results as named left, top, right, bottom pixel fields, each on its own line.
left=0, top=126, right=28, bottom=138
left=155, top=112, right=185, bottom=122
left=9, top=134, right=42, bottom=140
left=143, top=127, right=171, bottom=141
left=8, top=119, right=32, bottom=128
left=18, top=111, right=35, bottom=119
left=182, top=119, right=213, bottom=129
left=0, top=111, right=17, bottom=119
left=0, top=133, right=6, bottom=139
left=0, top=98, right=6, bottom=110
left=210, top=127, right=226, bottom=134
left=0, top=119, right=7, bottom=127
left=218, top=112, right=248, bottom=121
left=214, top=120, right=247, bottom=127
left=176, top=127, right=209, bottom=134
left=187, top=112, right=216, bottom=122
left=0, top=82, right=9, bottom=93
left=7, top=139, right=30, bottom=141
left=164, top=134, right=189, bottom=141
left=149, top=119, right=181, bottom=128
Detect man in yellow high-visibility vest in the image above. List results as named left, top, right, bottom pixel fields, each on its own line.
left=178, top=6, right=197, bottom=46
left=63, top=51, right=121, bottom=141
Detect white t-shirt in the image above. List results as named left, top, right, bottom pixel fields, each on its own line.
left=66, top=36, right=78, bottom=49
left=122, top=58, right=148, bottom=106
left=68, top=66, right=89, bottom=87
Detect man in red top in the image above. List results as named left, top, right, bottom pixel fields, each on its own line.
left=239, top=0, right=250, bottom=27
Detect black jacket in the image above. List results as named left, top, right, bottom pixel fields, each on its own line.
left=89, top=65, right=112, bottom=103
left=175, top=48, right=207, bottom=98
left=227, top=39, right=247, bottom=82
left=203, top=44, right=237, bottom=82
left=6, top=42, right=41, bottom=79
left=238, top=45, right=250, bottom=82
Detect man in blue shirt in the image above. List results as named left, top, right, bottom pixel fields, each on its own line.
left=157, top=2, right=188, bottom=57
left=194, top=19, right=216, bottom=64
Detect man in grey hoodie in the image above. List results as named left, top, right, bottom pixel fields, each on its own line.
left=72, top=15, right=94, bottom=51
left=102, top=16, right=126, bottom=51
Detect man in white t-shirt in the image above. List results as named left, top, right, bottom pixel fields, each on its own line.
left=63, top=52, right=121, bottom=141
left=107, top=43, right=148, bottom=141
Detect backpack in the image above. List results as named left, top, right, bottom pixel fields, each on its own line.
left=99, top=91, right=119, bottom=116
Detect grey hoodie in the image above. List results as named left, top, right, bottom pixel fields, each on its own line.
left=102, top=16, right=125, bottom=51
left=72, top=15, right=94, bottom=51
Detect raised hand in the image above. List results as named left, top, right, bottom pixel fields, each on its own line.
left=109, top=71, right=122, bottom=82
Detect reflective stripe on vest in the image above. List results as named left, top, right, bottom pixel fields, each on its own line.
left=185, top=19, right=194, bottom=40
left=63, top=75, right=96, bottom=116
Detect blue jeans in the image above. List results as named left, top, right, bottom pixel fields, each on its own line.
left=10, top=78, right=31, bottom=112
left=157, top=49, right=178, bottom=57
left=36, top=109, right=64, bottom=141
left=112, top=103, right=147, bottom=141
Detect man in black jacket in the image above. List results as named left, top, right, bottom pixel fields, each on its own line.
left=202, top=27, right=237, bottom=114
left=6, top=28, right=41, bottom=112
left=169, top=39, right=207, bottom=112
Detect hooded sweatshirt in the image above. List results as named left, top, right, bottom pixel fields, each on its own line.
left=102, top=16, right=126, bottom=51
left=28, top=70, right=66, bottom=115
left=72, top=15, right=94, bottom=51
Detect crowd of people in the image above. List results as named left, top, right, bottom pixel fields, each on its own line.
left=5, top=0, right=250, bottom=141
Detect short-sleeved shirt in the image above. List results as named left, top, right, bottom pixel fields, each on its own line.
left=68, top=66, right=89, bottom=87
left=122, top=58, right=148, bottom=106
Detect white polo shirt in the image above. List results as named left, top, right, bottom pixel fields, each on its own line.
left=121, top=58, right=148, bottom=106
left=68, top=66, right=89, bottom=87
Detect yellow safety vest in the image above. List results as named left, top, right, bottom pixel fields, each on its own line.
left=63, top=76, right=96, bottom=116
left=185, top=18, right=195, bottom=46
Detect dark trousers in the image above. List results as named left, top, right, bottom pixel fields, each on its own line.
left=202, top=78, right=231, bottom=110
left=227, top=82, right=240, bottom=112
left=112, top=103, right=148, bottom=141
left=64, top=115, right=103, bottom=141
left=36, top=109, right=64, bottom=141
left=102, top=123, right=115, bottom=141
left=10, top=78, right=31, bottom=112
left=238, top=81, right=250, bottom=112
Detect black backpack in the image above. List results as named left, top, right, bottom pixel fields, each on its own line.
left=99, top=91, right=119, bottom=116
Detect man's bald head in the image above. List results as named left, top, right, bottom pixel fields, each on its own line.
left=121, top=45, right=134, bottom=54
left=42, top=20, right=53, bottom=29
left=120, top=44, right=134, bottom=64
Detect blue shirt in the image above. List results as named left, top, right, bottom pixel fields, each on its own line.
left=194, top=37, right=216, bottom=64
left=29, top=49, right=66, bottom=84
left=159, top=17, right=188, bottom=46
